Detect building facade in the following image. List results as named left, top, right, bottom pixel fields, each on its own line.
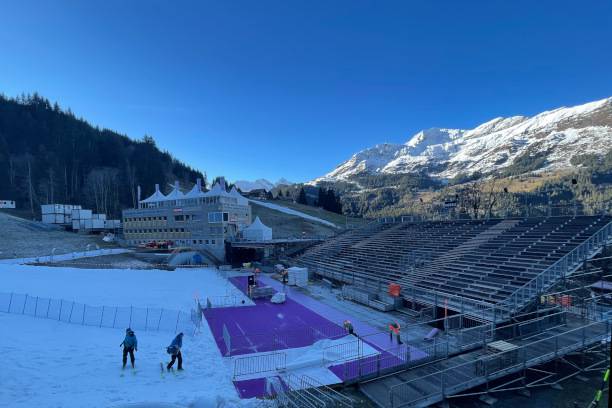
left=122, top=179, right=251, bottom=261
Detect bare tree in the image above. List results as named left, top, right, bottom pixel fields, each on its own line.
left=85, top=167, right=119, bottom=215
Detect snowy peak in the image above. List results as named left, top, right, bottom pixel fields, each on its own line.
left=321, top=143, right=404, bottom=181
left=234, top=178, right=293, bottom=192
left=315, top=97, right=612, bottom=182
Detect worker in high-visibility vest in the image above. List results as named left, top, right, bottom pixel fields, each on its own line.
left=389, top=322, right=402, bottom=345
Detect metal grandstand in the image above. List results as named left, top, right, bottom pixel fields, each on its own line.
left=298, top=215, right=612, bottom=322
left=280, top=214, right=612, bottom=407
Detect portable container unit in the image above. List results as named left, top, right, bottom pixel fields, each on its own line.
left=41, top=204, right=60, bottom=214
left=72, top=209, right=93, bottom=220
left=287, top=267, right=308, bottom=287
left=63, top=205, right=73, bottom=214
left=93, top=213, right=107, bottom=221
left=79, top=220, right=86, bottom=229
left=72, top=220, right=80, bottom=230
left=104, top=219, right=120, bottom=229
left=84, top=219, right=93, bottom=229
left=42, top=214, right=56, bottom=224
left=92, top=219, right=105, bottom=229
left=54, top=214, right=65, bottom=224
left=0, top=200, right=16, bottom=209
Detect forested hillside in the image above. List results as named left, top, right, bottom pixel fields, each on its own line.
left=0, top=93, right=204, bottom=217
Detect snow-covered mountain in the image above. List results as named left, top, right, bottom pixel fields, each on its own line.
left=234, top=178, right=293, bottom=192
left=315, top=97, right=612, bottom=183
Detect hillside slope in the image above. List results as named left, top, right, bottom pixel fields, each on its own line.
left=0, top=93, right=203, bottom=217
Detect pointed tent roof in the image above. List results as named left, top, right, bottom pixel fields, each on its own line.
left=140, top=184, right=167, bottom=203
left=244, top=216, right=271, bottom=232
left=229, top=186, right=249, bottom=205
left=203, top=182, right=233, bottom=198
left=164, top=184, right=185, bottom=201
left=184, top=178, right=206, bottom=199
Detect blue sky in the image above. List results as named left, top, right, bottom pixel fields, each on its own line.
left=1, top=1, right=611, bottom=183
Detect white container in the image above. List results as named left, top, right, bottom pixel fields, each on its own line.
left=41, top=205, right=56, bottom=214
left=72, top=220, right=80, bottom=230
left=84, top=219, right=93, bottom=229
left=42, top=214, right=56, bottom=224
left=92, top=219, right=105, bottom=229
left=64, top=205, right=73, bottom=214
left=72, top=209, right=92, bottom=220
left=74, top=205, right=82, bottom=210
left=0, top=200, right=16, bottom=209
left=79, top=220, right=86, bottom=229
left=54, top=214, right=65, bottom=224
left=93, top=213, right=107, bottom=221
left=288, top=267, right=308, bottom=287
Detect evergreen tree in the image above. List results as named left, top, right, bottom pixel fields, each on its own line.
left=0, top=93, right=204, bottom=216
left=297, top=187, right=308, bottom=205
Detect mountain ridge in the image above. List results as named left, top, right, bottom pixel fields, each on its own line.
left=314, top=97, right=612, bottom=184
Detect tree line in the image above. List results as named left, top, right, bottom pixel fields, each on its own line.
left=0, top=93, right=204, bottom=217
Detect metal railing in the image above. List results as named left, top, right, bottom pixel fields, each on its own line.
left=499, top=219, right=612, bottom=314
left=205, top=293, right=251, bottom=308
left=0, top=291, right=193, bottom=334
left=340, top=339, right=450, bottom=384
left=233, top=351, right=287, bottom=380
left=388, top=319, right=611, bottom=408
left=322, top=338, right=367, bottom=362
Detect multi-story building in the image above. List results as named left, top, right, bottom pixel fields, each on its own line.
left=122, top=179, right=251, bottom=261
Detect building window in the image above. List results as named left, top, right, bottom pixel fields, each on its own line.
left=208, top=212, right=222, bottom=223
left=223, top=212, right=229, bottom=222
left=211, top=239, right=216, bottom=245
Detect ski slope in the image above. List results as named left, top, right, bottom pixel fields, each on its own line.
left=248, top=200, right=338, bottom=228
left=0, top=264, right=258, bottom=408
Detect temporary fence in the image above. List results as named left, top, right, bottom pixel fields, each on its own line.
left=0, top=291, right=193, bottom=334
left=205, top=293, right=251, bottom=308
left=322, top=337, right=366, bottom=362
left=233, top=351, right=287, bottom=380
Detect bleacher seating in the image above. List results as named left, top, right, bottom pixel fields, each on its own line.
left=298, top=215, right=612, bottom=314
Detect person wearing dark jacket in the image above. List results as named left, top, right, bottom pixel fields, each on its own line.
left=166, top=332, right=184, bottom=371
left=120, top=328, right=138, bottom=368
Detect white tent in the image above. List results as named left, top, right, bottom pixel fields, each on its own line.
left=163, top=181, right=185, bottom=201
left=242, top=216, right=272, bottom=241
left=229, top=186, right=249, bottom=206
left=184, top=178, right=206, bottom=199
left=140, top=184, right=167, bottom=204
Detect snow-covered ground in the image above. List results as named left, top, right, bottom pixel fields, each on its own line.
left=0, top=248, right=131, bottom=265
left=233, top=335, right=378, bottom=384
left=0, top=264, right=258, bottom=408
left=249, top=200, right=338, bottom=228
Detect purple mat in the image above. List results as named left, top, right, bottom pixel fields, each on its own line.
left=329, top=343, right=429, bottom=381
left=203, top=277, right=346, bottom=356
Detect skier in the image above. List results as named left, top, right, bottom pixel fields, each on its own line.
left=120, top=328, right=138, bottom=369
left=343, top=319, right=355, bottom=336
left=166, top=332, right=184, bottom=371
left=389, top=322, right=402, bottom=345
